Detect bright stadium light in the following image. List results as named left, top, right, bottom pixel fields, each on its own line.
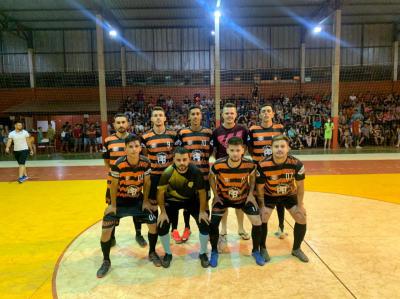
left=109, top=29, right=118, bottom=37
left=214, top=10, right=221, bottom=18
left=211, top=30, right=215, bottom=35
left=216, top=0, right=221, bottom=8
left=313, top=25, right=322, bottom=34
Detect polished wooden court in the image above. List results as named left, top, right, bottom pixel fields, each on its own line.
left=1, top=153, right=400, bottom=299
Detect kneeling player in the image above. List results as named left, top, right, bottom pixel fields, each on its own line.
left=256, top=135, right=308, bottom=263
left=157, top=147, right=210, bottom=268
left=97, top=136, right=161, bottom=278
left=209, top=137, right=264, bottom=267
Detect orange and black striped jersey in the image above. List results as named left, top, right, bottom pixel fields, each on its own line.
left=177, top=127, right=212, bottom=180
left=141, top=128, right=177, bottom=176
left=248, top=124, right=284, bottom=162
left=110, top=155, right=151, bottom=207
left=210, top=157, right=256, bottom=203
left=256, top=155, right=305, bottom=197
left=102, top=133, right=130, bottom=166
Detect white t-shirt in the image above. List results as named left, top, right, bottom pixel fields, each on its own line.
left=8, top=130, right=30, bottom=151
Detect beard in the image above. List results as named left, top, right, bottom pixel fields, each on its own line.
left=177, top=165, right=189, bottom=173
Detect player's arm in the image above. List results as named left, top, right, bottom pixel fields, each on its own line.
left=103, top=159, right=110, bottom=169
left=156, top=186, right=169, bottom=225
left=255, top=164, right=266, bottom=208
left=25, top=135, right=34, bottom=154
left=110, top=176, right=118, bottom=209
left=142, top=174, right=152, bottom=211
left=5, top=137, right=12, bottom=153
left=246, top=169, right=258, bottom=206
left=209, top=170, right=219, bottom=203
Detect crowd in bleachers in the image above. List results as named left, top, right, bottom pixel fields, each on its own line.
left=1, top=90, right=399, bottom=156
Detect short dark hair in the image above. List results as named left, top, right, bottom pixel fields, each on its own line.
left=260, top=102, right=274, bottom=111
left=188, top=105, right=201, bottom=114
left=174, top=147, right=190, bottom=155
left=223, top=103, right=236, bottom=110
left=14, top=120, right=23, bottom=125
left=125, top=134, right=141, bottom=145
left=114, top=113, right=128, bottom=121
left=227, top=137, right=243, bottom=146
left=152, top=106, right=165, bottom=116
left=272, top=135, right=290, bottom=145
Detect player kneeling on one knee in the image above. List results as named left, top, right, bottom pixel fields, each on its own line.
left=208, top=137, right=265, bottom=267
left=157, top=147, right=210, bottom=268
left=97, top=136, right=161, bottom=278
left=256, top=135, right=309, bottom=263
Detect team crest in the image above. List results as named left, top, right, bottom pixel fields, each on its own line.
left=224, top=177, right=230, bottom=183
left=127, top=185, right=140, bottom=198
left=228, top=187, right=240, bottom=200
left=151, top=143, right=157, bottom=148
left=271, top=175, right=279, bottom=180
left=277, top=183, right=289, bottom=195
left=156, top=152, right=167, bottom=164
left=257, top=136, right=264, bottom=141
left=263, top=145, right=272, bottom=156
left=187, top=140, right=193, bottom=146
left=192, top=150, right=202, bottom=162
left=188, top=181, right=194, bottom=188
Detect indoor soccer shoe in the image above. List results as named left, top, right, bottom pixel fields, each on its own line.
left=96, top=260, right=111, bottom=278
left=135, top=235, right=147, bottom=247
left=181, top=228, right=191, bottom=242
left=292, top=249, right=309, bottom=263
left=252, top=251, right=266, bottom=266
left=161, top=253, right=173, bottom=268
left=171, top=229, right=182, bottom=244
left=199, top=253, right=210, bottom=268
left=260, top=247, right=271, bottom=262
left=148, top=251, right=162, bottom=267
left=210, top=251, right=219, bottom=268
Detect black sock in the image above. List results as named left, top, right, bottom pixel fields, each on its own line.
left=293, top=223, right=307, bottom=251
left=133, top=218, right=142, bottom=236
left=101, top=239, right=112, bottom=261
left=209, top=225, right=219, bottom=252
left=251, top=225, right=262, bottom=253
left=277, top=205, right=285, bottom=231
left=111, top=227, right=116, bottom=240
left=148, top=232, right=158, bottom=254
left=183, top=210, right=190, bottom=229
left=260, top=222, right=268, bottom=249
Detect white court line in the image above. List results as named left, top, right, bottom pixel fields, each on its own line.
left=0, top=153, right=399, bottom=168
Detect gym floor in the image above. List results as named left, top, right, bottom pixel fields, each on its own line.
left=1, top=151, right=399, bottom=298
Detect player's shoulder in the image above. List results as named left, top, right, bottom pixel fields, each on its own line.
left=249, top=124, right=262, bottom=132
left=258, top=155, right=274, bottom=166
left=202, top=127, right=213, bottom=134
left=214, top=156, right=228, bottom=166
left=287, top=154, right=302, bottom=165
left=273, top=123, right=284, bottom=129
left=114, top=155, right=128, bottom=166
left=142, top=129, right=153, bottom=139
left=139, top=155, right=151, bottom=164
left=105, top=134, right=118, bottom=143
left=178, top=127, right=191, bottom=135
left=242, top=157, right=256, bottom=166
left=189, top=163, right=202, bottom=174
left=165, top=127, right=177, bottom=136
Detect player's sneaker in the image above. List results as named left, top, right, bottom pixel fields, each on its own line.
left=21, top=175, right=29, bottom=182
left=181, top=227, right=191, bottom=242
left=17, top=177, right=24, bottom=184
left=148, top=251, right=162, bottom=267
left=260, top=247, right=271, bottom=262
left=274, top=228, right=287, bottom=239
left=238, top=231, right=250, bottom=240
left=199, top=253, right=210, bottom=268
left=171, top=229, right=182, bottom=244
left=161, top=253, right=173, bottom=268
left=210, top=251, right=219, bottom=268
left=135, top=234, right=147, bottom=247
left=356, top=145, right=362, bottom=149
left=96, top=260, right=111, bottom=278
left=292, top=249, right=309, bottom=263
left=217, top=234, right=227, bottom=253
left=252, top=251, right=266, bottom=266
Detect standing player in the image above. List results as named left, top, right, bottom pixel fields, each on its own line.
left=256, top=135, right=308, bottom=263
left=209, top=137, right=264, bottom=267
left=175, top=105, right=213, bottom=243
left=248, top=103, right=287, bottom=239
left=96, top=135, right=161, bottom=278
left=211, top=103, right=250, bottom=251
left=5, top=121, right=34, bottom=183
left=324, top=118, right=334, bottom=150
left=141, top=107, right=177, bottom=215
left=157, top=147, right=210, bottom=268
left=103, top=114, right=147, bottom=248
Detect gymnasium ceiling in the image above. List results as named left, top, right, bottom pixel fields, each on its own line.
left=0, top=0, right=399, bottom=30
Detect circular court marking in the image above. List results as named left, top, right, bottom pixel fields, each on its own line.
left=53, top=191, right=400, bottom=298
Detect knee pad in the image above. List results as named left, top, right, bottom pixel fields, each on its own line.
left=157, top=221, right=170, bottom=236
left=243, top=201, right=260, bottom=215
left=102, top=214, right=118, bottom=229
left=198, top=220, right=209, bottom=235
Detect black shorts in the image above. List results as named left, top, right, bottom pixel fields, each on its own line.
left=212, top=199, right=259, bottom=217
left=264, top=195, right=298, bottom=210
left=103, top=200, right=157, bottom=225
left=14, top=150, right=29, bottom=165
